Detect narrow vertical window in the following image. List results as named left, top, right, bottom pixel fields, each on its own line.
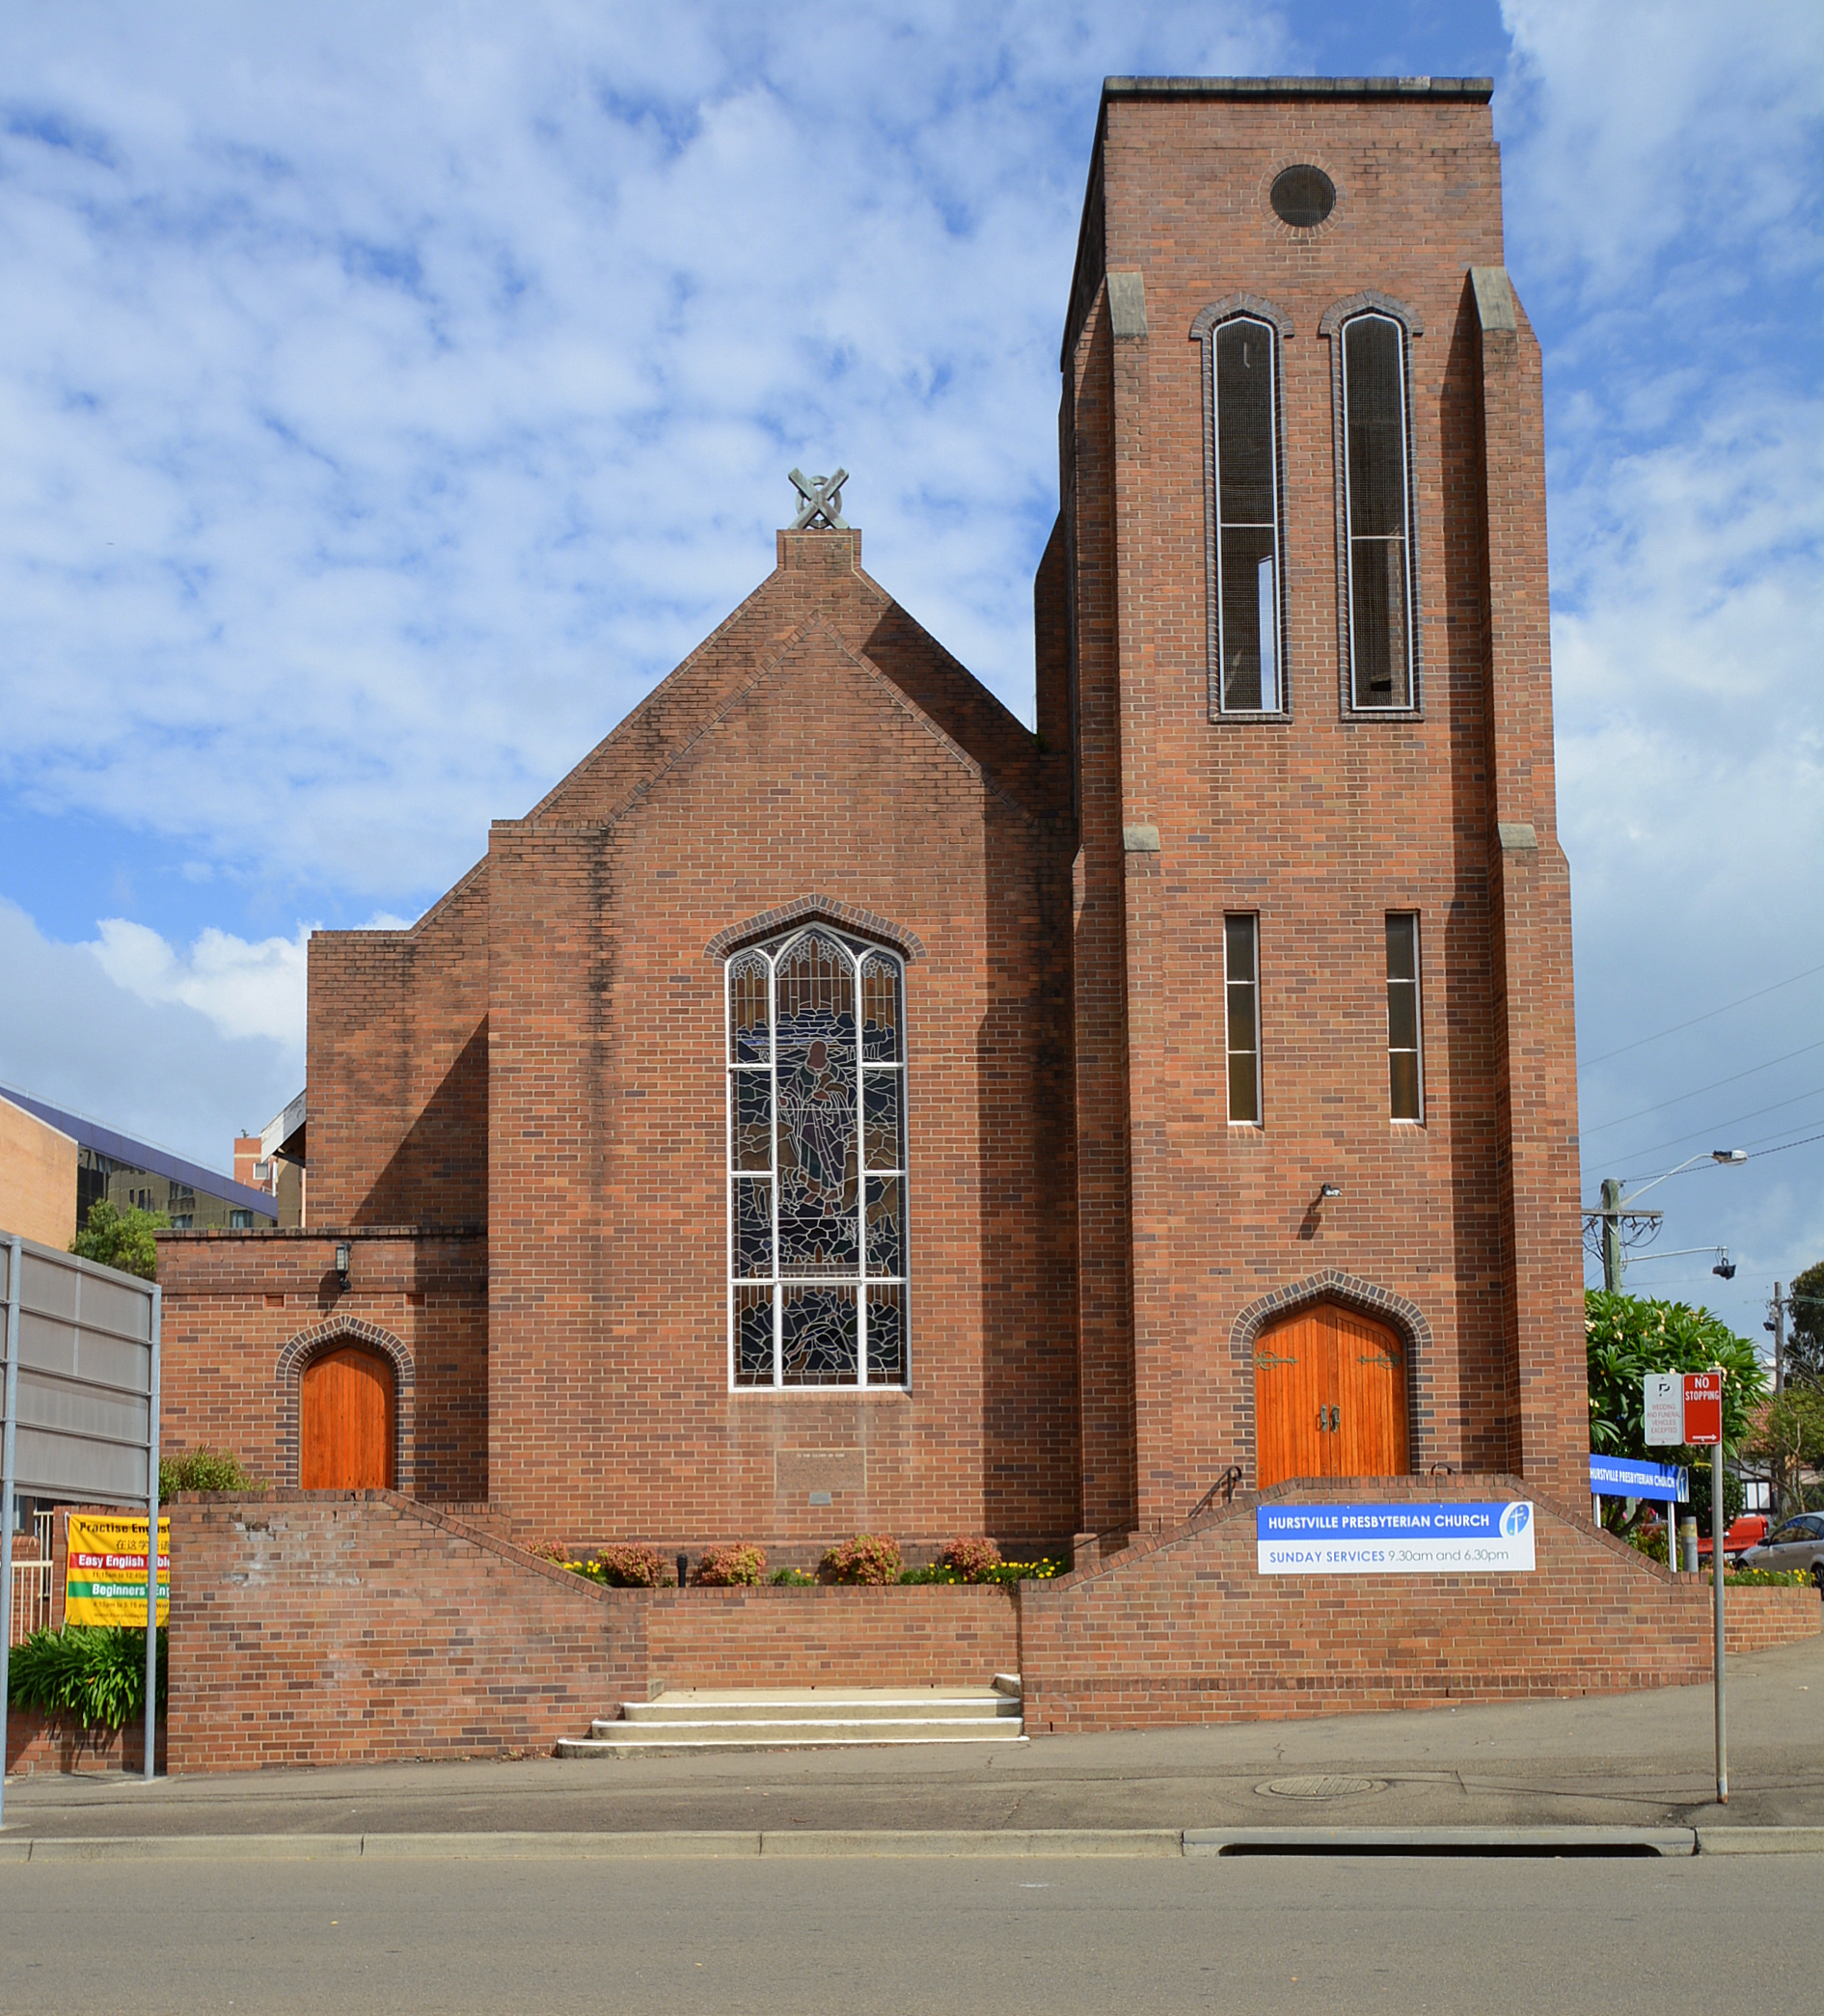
left=727, top=927, right=908, bottom=1389
left=1213, top=317, right=1283, bottom=711
left=1343, top=313, right=1414, bottom=708
left=1224, top=914, right=1261, bottom=1125
left=1385, top=913, right=1423, bottom=1121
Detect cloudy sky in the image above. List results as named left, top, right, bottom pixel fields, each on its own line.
left=0, top=1, right=1818, bottom=1346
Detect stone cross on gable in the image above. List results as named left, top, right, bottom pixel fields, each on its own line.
left=789, top=467, right=850, bottom=530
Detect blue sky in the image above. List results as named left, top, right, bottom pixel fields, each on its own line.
left=0, top=1, right=1818, bottom=1345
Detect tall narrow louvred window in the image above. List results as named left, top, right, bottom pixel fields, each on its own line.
left=1212, top=316, right=1283, bottom=712
left=1342, top=313, right=1415, bottom=708
left=1385, top=913, right=1423, bottom=1121
left=1224, top=913, right=1262, bottom=1126
left=726, top=927, right=908, bottom=1389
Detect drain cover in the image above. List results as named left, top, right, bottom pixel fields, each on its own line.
left=1258, top=1774, right=1387, bottom=1799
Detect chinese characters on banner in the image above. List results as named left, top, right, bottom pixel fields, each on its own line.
left=64, top=1513, right=170, bottom=1625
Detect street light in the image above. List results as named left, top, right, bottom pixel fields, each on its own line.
left=1585, top=1149, right=1747, bottom=1292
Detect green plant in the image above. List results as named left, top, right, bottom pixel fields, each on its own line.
left=768, top=1566, right=816, bottom=1586
left=1585, top=1291, right=1766, bottom=1534
left=576, top=1542, right=671, bottom=1588
left=159, top=1447, right=264, bottom=1497
left=8, top=1626, right=168, bottom=1728
left=937, top=1537, right=1001, bottom=1581
left=1718, top=1567, right=1807, bottom=1589
left=71, top=1200, right=165, bottom=1282
left=694, top=1543, right=767, bottom=1587
left=528, top=1539, right=571, bottom=1566
left=819, top=1535, right=903, bottom=1585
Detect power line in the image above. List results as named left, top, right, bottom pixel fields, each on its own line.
left=1610, top=1085, right=1824, bottom=1170
left=1580, top=960, right=1824, bottom=1068
left=1581, top=1037, right=1824, bottom=1139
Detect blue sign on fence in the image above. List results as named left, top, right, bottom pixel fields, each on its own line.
left=1255, top=1502, right=1536, bottom=1575
left=1588, top=1454, right=1688, bottom=1502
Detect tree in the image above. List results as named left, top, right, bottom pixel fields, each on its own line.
left=1785, top=1258, right=1824, bottom=1385
left=1745, top=1387, right=1824, bottom=1510
left=1585, top=1291, right=1766, bottom=1534
left=69, top=1200, right=165, bottom=1282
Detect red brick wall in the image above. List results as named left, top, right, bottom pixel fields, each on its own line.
left=165, top=1492, right=645, bottom=1772
left=156, top=1230, right=487, bottom=1501
left=308, top=873, right=490, bottom=1231
left=1043, top=84, right=1586, bottom=1525
left=481, top=529, right=1079, bottom=1555
left=6, top=1710, right=162, bottom=1777
left=160, top=1493, right=1020, bottom=1771
left=648, top=1585, right=1019, bottom=1691
left=1020, top=1477, right=1820, bottom=1734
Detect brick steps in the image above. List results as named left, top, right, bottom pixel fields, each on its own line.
left=556, top=1684, right=1025, bottom=1757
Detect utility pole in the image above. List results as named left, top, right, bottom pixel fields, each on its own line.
left=1770, top=1284, right=1785, bottom=1519
left=1600, top=1177, right=1623, bottom=1292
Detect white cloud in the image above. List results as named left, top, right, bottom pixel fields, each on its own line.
left=0, top=899, right=301, bottom=1167
left=0, top=2, right=1287, bottom=903
left=87, top=917, right=311, bottom=1053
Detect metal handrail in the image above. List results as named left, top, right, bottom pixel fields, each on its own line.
left=1188, top=1465, right=1244, bottom=1519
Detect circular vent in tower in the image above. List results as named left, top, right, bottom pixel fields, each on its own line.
left=1270, top=165, right=1336, bottom=228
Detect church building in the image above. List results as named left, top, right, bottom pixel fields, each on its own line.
left=159, top=74, right=1588, bottom=1566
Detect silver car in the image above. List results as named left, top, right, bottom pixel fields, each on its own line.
left=1737, top=1512, right=1824, bottom=1591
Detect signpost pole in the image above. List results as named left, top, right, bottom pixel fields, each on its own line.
left=1713, top=1432, right=1728, bottom=1804
left=1, top=1236, right=22, bottom=1831
left=143, top=1283, right=161, bottom=1784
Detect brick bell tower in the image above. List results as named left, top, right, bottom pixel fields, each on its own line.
left=1044, top=76, right=1586, bottom=1545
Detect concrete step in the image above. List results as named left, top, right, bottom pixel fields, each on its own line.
left=557, top=1685, right=1025, bottom=1758
left=621, top=1693, right=1019, bottom=1726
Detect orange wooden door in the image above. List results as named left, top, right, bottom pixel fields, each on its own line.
left=1254, top=1304, right=1406, bottom=1488
left=300, top=1346, right=395, bottom=1488
left=1331, top=1307, right=1408, bottom=1482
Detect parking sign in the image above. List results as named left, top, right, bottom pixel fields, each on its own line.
left=1643, top=1373, right=1684, bottom=1447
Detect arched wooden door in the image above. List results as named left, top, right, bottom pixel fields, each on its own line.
left=300, top=1345, right=395, bottom=1489
left=1254, top=1302, right=1407, bottom=1489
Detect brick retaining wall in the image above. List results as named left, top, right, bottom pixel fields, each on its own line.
left=648, top=1585, right=1018, bottom=1691
left=1019, top=1476, right=1820, bottom=1734
left=165, top=1491, right=643, bottom=1772
left=7, top=1709, right=162, bottom=1777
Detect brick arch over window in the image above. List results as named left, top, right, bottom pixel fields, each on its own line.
left=276, top=1319, right=416, bottom=1493
left=704, top=897, right=925, bottom=966
left=1228, top=1270, right=1434, bottom=1482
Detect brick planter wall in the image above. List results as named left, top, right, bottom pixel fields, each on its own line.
left=7, top=1710, right=163, bottom=1777
left=648, top=1585, right=1019, bottom=1691
left=165, top=1491, right=644, bottom=1773
left=1019, top=1476, right=1820, bottom=1734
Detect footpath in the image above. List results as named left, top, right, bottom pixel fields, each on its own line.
left=4, top=1634, right=1820, bottom=1858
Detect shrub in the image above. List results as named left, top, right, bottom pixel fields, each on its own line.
left=819, top=1535, right=903, bottom=1585
left=937, top=1537, right=1001, bottom=1582
left=528, top=1539, right=571, bottom=1566
left=8, top=1625, right=168, bottom=1729
left=585, top=1543, right=672, bottom=1588
left=159, top=1447, right=263, bottom=1497
left=1719, top=1567, right=1808, bottom=1589
left=71, top=1199, right=165, bottom=1281
left=694, top=1543, right=767, bottom=1587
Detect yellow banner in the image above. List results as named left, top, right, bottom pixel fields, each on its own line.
left=64, top=1514, right=170, bottom=1626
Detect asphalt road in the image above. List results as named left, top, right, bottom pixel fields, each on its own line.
left=0, top=1850, right=1808, bottom=2015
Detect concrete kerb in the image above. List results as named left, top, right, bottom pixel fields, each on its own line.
left=3, top=1827, right=1822, bottom=1862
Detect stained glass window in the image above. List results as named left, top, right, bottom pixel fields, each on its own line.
left=727, top=928, right=908, bottom=1388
